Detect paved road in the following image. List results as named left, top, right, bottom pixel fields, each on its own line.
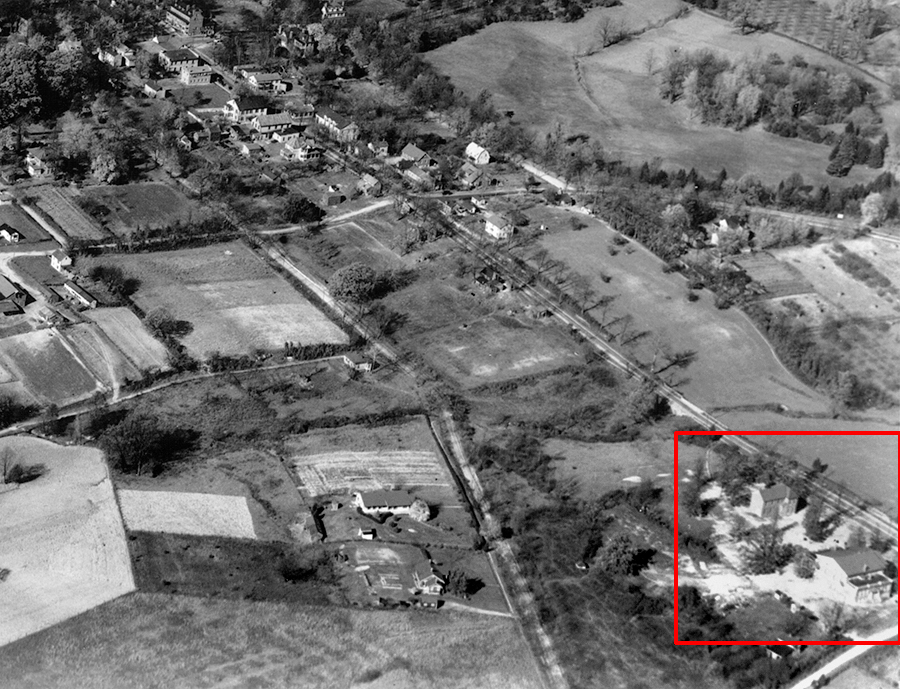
left=788, top=625, right=898, bottom=689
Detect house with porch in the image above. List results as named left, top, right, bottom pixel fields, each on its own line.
left=223, top=96, right=270, bottom=124
left=816, top=548, right=894, bottom=605
left=315, top=107, right=359, bottom=142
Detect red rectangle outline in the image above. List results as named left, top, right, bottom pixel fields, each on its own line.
left=673, top=430, right=900, bottom=646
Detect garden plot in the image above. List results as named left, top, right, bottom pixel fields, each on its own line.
left=28, top=186, right=107, bottom=241
left=117, top=490, right=257, bottom=539
left=291, top=451, right=449, bottom=497
left=86, top=243, right=347, bottom=357
left=79, top=183, right=198, bottom=239
left=0, top=436, right=134, bottom=648
left=0, top=328, right=99, bottom=406
left=60, top=323, right=141, bottom=392
left=85, top=307, right=170, bottom=372
left=733, top=254, right=814, bottom=299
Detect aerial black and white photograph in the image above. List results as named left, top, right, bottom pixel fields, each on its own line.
left=0, top=0, right=898, bottom=686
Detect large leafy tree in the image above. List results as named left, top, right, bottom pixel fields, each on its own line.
left=742, top=525, right=794, bottom=575
left=328, top=262, right=378, bottom=303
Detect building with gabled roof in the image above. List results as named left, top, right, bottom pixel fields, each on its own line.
left=816, top=548, right=893, bottom=604
left=465, top=141, right=490, bottom=165
left=749, top=483, right=797, bottom=521
left=165, top=3, right=207, bottom=35
left=484, top=212, right=513, bottom=240
left=354, top=489, right=415, bottom=514
left=315, top=107, right=359, bottom=142
left=160, top=48, right=200, bottom=72
left=0, top=275, right=27, bottom=314
left=223, top=96, right=271, bottom=124
left=251, top=112, right=293, bottom=136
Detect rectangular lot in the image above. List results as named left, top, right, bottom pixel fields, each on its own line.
left=0, top=328, right=99, bottom=406
left=0, top=204, right=50, bottom=244
left=60, top=323, right=141, bottom=391
left=118, top=490, right=258, bottom=539
left=79, top=183, right=198, bottom=238
left=28, top=186, right=107, bottom=241
left=85, top=242, right=348, bottom=358
left=85, top=307, right=170, bottom=372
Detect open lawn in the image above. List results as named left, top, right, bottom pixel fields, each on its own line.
left=534, top=220, right=831, bottom=413
left=118, top=490, right=258, bottom=539
left=0, top=436, right=134, bottom=648
left=0, top=204, right=50, bottom=244
left=85, top=307, right=170, bottom=372
left=0, top=592, right=539, bottom=689
left=79, top=183, right=197, bottom=238
left=427, top=2, right=883, bottom=186
left=0, top=328, right=99, bottom=406
left=86, top=242, right=348, bottom=358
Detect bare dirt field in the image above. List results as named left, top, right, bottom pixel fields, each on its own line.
left=78, top=183, right=198, bottom=238
left=118, top=489, right=258, bottom=539
left=535, top=221, right=831, bottom=413
left=427, top=2, right=882, bottom=186
left=28, top=186, right=107, bottom=241
left=60, top=322, right=141, bottom=391
left=0, top=436, right=134, bottom=648
left=0, top=592, right=540, bottom=689
left=85, top=307, right=170, bottom=372
left=0, top=328, right=100, bottom=406
left=86, top=242, right=348, bottom=358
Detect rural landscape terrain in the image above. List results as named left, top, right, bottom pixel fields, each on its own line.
left=0, top=0, right=897, bottom=687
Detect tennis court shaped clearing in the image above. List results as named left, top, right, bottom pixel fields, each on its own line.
left=117, top=490, right=258, bottom=539
left=0, top=436, right=134, bottom=648
left=84, top=242, right=348, bottom=358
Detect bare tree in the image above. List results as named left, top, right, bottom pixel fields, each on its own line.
left=643, top=48, right=657, bottom=76
left=1, top=448, right=14, bottom=483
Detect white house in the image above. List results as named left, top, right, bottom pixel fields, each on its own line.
left=251, top=112, right=293, bottom=137
left=24, top=148, right=49, bottom=178
left=248, top=72, right=284, bottom=91
left=465, top=141, right=490, bottom=165
left=484, top=212, right=513, bottom=240
left=413, top=566, right=445, bottom=596
left=180, top=64, right=213, bottom=85
left=315, top=107, right=359, bottom=142
left=282, top=138, right=321, bottom=162
left=816, top=548, right=893, bottom=605
left=353, top=489, right=415, bottom=515
left=749, top=483, right=798, bottom=521
left=159, top=48, right=200, bottom=72
left=50, top=250, right=72, bottom=272
left=64, top=281, right=98, bottom=308
left=223, top=96, right=270, bottom=124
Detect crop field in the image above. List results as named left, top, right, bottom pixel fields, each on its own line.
left=28, top=186, right=107, bottom=241
left=0, top=328, right=99, bottom=406
left=427, top=4, right=881, bottom=186
left=733, top=254, right=815, bottom=298
left=0, top=436, right=134, bottom=648
left=118, top=490, right=258, bottom=539
left=85, top=307, right=170, bottom=372
left=60, top=323, right=141, bottom=391
left=535, top=221, right=831, bottom=413
left=79, top=183, right=197, bottom=238
left=87, top=242, right=348, bottom=357
left=0, top=593, right=540, bottom=689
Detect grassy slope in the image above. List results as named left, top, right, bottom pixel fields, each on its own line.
left=0, top=593, right=541, bottom=689
left=426, top=1, right=885, bottom=186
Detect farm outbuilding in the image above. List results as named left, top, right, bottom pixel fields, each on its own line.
left=465, top=142, right=490, bottom=165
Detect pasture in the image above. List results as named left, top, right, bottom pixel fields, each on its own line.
left=79, top=183, right=197, bottom=238
left=27, top=186, right=107, bottom=241
left=534, top=220, right=831, bottom=413
left=0, top=328, right=99, bottom=406
left=427, top=2, right=883, bottom=185
left=0, top=436, right=134, bottom=648
left=85, top=242, right=348, bottom=358
left=0, top=592, right=540, bottom=689
left=85, top=307, right=170, bottom=372
left=118, top=490, right=258, bottom=539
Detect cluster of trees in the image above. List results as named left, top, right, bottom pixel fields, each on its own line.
left=660, top=49, right=874, bottom=138
left=327, top=262, right=416, bottom=304
left=99, top=410, right=196, bottom=476
left=283, top=194, right=325, bottom=225
left=827, top=124, right=888, bottom=177
left=87, top=264, right=139, bottom=299
left=0, top=394, right=38, bottom=429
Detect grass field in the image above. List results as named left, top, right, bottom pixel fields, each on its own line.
left=60, top=323, right=141, bottom=391
left=0, top=328, right=99, bottom=406
left=427, top=2, right=883, bottom=185
left=85, top=307, right=170, bottom=372
left=79, top=183, right=198, bottom=238
left=118, top=490, right=258, bottom=539
left=0, top=203, right=50, bottom=243
left=0, top=436, right=134, bottom=648
left=0, top=592, right=540, bottom=689
left=28, top=186, right=107, bottom=241
left=86, top=242, right=348, bottom=358
left=533, top=219, right=831, bottom=413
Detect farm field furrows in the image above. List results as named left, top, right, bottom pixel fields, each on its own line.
left=85, top=307, right=170, bottom=372
left=0, top=329, right=99, bottom=406
left=85, top=242, right=348, bottom=358
left=427, top=3, right=882, bottom=186
left=28, top=186, right=108, bottom=241
left=0, top=436, right=134, bottom=648
left=291, top=450, right=449, bottom=497
left=534, top=220, right=831, bottom=413
left=79, top=183, right=199, bottom=238
left=118, top=490, right=258, bottom=539
left=59, top=323, right=141, bottom=391
left=0, top=592, right=541, bottom=689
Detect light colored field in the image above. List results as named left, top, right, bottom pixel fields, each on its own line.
left=79, top=183, right=197, bottom=238
left=427, top=4, right=882, bottom=185
left=0, top=328, right=99, bottom=406
left=85, top=307, right=170, bottom=372
left=775, top=242, right=900, bottom=318
left=89, top=243, right=347, bottom=357
left=0, top=592, right=541, bottom=689
left=117, top=489, right=258, bottom=539
left=0, top=436, right=134, bottom=648
left=733, top=253, right=815, bottom=298
left=60, top=323, right=141, bottom=391
left=291, top=450, right=449, bottom=497
left=29, top=186, right=106, bottom=241
left=536, top=221, right=831, bottom=412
